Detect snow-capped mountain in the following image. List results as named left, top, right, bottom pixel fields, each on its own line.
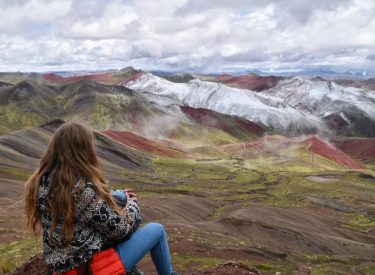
left=262, top=77, right=375, bottom=137
left=123, top=73, right=375, bottom=137
left=123, top=74, right=324, bottom=135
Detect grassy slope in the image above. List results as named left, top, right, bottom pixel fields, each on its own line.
left=0, top=81, right=61, bottom=135
left=2, top=129, right=374, bottom=274
left=143, top=156, right=375, bottom=274
left=108, top=153, right=374, bottom=274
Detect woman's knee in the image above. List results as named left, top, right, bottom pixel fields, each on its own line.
left=146, top=222, right=165, bottom=231
left=144, top=223, right=166, bottom=238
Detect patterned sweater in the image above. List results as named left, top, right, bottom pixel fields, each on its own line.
left=38, top=173, right=141, bottom=274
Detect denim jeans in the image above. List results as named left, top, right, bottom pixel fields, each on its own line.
left=111, top=190, right=174, bottom=275
left=115, top=223, right=173, bottom=275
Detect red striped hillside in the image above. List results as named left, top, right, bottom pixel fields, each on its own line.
left=180, top=105, right=264, bottom=139
left=305, top=135, right=363, bottom=169
left=332, top=137, right=375, bottom=163
left=103, top=130, right=186, bottom=157
left=205, top=135, right=363, bottom=169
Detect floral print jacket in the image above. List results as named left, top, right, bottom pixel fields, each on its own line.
left=38, top=173, right=141, bottom=273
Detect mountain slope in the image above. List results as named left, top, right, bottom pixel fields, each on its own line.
left=123, top=73, right=328, bottom=136
left=41, top=66, right=142, bottom=85
left=332, top=137, right=375, bottom=163
left=213, top=74, right=282, bottom=91
left=124, top=73, right=375, bottom=137
left=0, top=78, right=267, bottom=147
left=263, top=77, right=375, bottom=137
left=0, top=81, right=59, bottom=134
left=180, top=105, right=265, bottom=140
left=190, top=134, right=362, bottom=169
left=334, top=78, right=375, bottom=90
left=0, top=120, right=151, bottom=197
left=161, top=73, right=195, bottom=83
left=103, top=130, right=187, bottom=157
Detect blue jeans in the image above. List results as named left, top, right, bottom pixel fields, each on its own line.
left=111, top=191, right=173, bottom=275
left=115, top=223, right=173, bottom=275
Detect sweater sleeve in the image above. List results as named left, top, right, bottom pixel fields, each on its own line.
left=77, top=182, right=140, bottom=240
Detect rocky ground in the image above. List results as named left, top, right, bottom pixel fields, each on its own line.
left=10, top=255, right=261, bottom=275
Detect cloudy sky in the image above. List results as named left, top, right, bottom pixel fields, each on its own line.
left=0, top=0, right=374, bottom=73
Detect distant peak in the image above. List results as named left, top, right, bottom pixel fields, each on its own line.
left=311, top=76, right=327, bottom=82
left=118, top=66, right=140, bottom=73
left=8, top=80, right=42, bottom=94
left=162, top=73, right=195, bottom=83
left=16, top=79, right=37, bottom=87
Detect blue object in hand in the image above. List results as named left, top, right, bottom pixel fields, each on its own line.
left=112, top=189, right=127, bottom=207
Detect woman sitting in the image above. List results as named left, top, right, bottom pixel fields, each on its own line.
left=25, top=122, right=177, bottom=275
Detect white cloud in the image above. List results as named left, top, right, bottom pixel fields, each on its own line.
left=0, top=0, right=374, bottom=73
left=0, top=0, right=71, bottom=35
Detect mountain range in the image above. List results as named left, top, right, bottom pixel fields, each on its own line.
left=0, top=67, right=374, bottom=274
left=123, top=72, right=375, bottom=137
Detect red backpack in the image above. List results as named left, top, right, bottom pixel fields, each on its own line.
left=52, top=248, right=126, bottom=275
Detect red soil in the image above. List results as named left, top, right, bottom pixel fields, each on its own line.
left=215, top=74, right=281, bottom=91
left=180, top=106, right=264, bottom=135
left=332, top=137, right=375, bottom=163
left=213, top=135, right=363, bottom=169
left=234, top=117, right=264, bottom=134
left=41, top=73, right=65, bottom=82
left=42, top=73, right=112, bottom=84
left=304, top=135, right=363, bottom=169
left=103, top=130, right=185, bottom=157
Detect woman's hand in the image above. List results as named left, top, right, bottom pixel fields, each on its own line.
left=123, top=189, right=138, bottom=202
left=128, top=192, right=137, bottom=201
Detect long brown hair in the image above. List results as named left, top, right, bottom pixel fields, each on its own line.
left=25, top=122, right=119, bottom=244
